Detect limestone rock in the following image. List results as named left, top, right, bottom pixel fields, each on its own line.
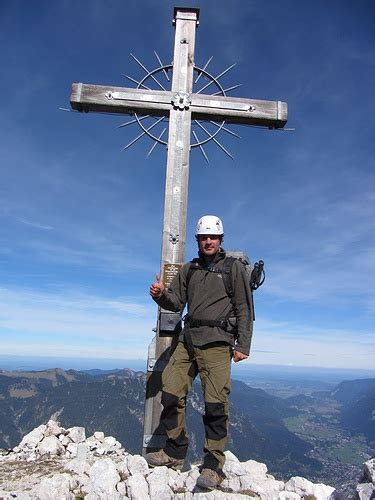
left=285, top=476, right=335, bottom=499
left=33, top=473, right=72, bottom=499
left=103, top=435, right=117, bottom=446
left=242, top=459, right=268, bottom=480
left=356, top=458, right=375, bottom=500
left=59, top=434, right=71, bottom=446
left=45, top=419, right=63, bottom=437
left=64, top=456, right=90, bottom=475
left=363, top=458, right=375, bottom=483
left=116, top=480, right=127, bottom=496
left=168, top=467, right=187, bottom=493
left=126, top=471, right=149, bottom=499
left=279, top=492, right=301, bottom=499
left=17, top=424, right=47, bottom=449
left=223, top=450, right=283, bottom=498
left=224, top=450, right=241, bottom=465
left=185, top=465, right=200, bottom=492
left=221, top=474, right=241, bottom=492
left=66, top=442, right=78, bottom=457
left=117, top=459, right=130, bottom=480
left=356, top=482, right=375, bottom=500
left=127, top=453, right=149, bottom=475
left=88, top=457, right=121, bottom=497
left=0, top=422, right=342, bottom=500
left=76, top=442, right=88, bottom=461
left=66, top=426, right=86, bottom=443
left=239, top=474, right=280, bottom=499
left=38, top=435, right=65, bottom=456
left=147, top=466, right=174, bottom=499
left=0, top=491, right=32, bottom=500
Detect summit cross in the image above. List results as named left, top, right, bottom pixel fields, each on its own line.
left=70, top=6, right=288, bottom=455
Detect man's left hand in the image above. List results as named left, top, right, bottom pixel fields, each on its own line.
left=232, top=350, right=248, bottom=363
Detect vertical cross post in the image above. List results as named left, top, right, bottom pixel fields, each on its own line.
left=142, top=7, right=199, bottom=454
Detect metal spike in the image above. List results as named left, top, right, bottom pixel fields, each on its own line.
left=130, top=53, right=166, bottom=91
left=147, top=128, right=166, bottom=158
left=196, top=79, right=214, bottom=95
left=211, top=137, right=234, bottom=159
left=192, top=130, right=209, bottom=164
left=215, top=63, right=237, bottom=79
left=154, top=51, right=170, bottom=81
left=122, top=132, right=146, bottom=151
left=194, top=56, right=213, bottom=84
left=118, top=115, right=150, bottom=128
left=209, top=121, right=241, bottom=139
left=195, top=121, right=234, bottom=160
left=122, top=73, right=152, bottom=90
left=196, top=63, right=237, bottom=95
left=211, top=84, right=242, bottom=96
left=121, top=116, right=164, bottom=151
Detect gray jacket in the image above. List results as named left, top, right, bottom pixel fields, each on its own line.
left=155, top=248, right=253, bottom=355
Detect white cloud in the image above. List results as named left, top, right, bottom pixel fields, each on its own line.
left=0, top=285, right=373, bottom=369
left=250, top=317, right=374, bottom=370
left=17, top=218, right=54, bottom=231
left=0, top=286, right=155, bottom=344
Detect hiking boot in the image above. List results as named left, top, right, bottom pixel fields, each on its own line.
left=196, top=468, right=224, bottom=490
left=146, top=449, right=184, bottom=470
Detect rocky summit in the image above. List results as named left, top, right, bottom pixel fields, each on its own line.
left=0, top=420, right=373, bottom=499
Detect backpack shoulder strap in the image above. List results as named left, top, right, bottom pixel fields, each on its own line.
left=221, top=256, right=236, bottom=303
left=186, top=258, right=201, bottom=290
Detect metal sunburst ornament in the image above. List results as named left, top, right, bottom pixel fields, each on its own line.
left=118, top=51, right=243, bottom=162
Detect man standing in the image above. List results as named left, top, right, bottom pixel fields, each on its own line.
left=147, top=215, right=253, bottom=490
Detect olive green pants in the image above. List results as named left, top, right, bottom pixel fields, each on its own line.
left=161, top=340, right=232, bottom=472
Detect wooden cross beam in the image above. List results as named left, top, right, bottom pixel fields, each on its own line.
left=71, top=85, right=287, bottom=128
left=70, top=6, right=288, bottom=455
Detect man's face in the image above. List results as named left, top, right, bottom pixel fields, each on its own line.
left=198, top=234, right=221, bottom=258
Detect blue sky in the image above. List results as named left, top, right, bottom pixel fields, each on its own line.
left=1, top=0, right=374, bottom=370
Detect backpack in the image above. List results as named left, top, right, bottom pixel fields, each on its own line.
left=222, top=250, right=265, bottom=293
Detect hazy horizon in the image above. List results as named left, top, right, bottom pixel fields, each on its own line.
left=1, top=354, right=375, bottom=385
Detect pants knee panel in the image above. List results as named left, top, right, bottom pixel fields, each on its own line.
left=161, top=391, right=182, bottom=430
left=203, top=401, right=228, bottom=440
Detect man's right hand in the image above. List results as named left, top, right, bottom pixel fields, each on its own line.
left=149, top=274, right=165, bottom=299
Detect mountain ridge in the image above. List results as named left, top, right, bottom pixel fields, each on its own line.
left=0, top=367, right=316, bottom=478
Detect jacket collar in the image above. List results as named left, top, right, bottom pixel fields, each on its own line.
left=197, top=247, right=226, bottom=267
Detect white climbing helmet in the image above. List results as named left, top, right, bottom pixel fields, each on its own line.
left=195, top=215, right=224, bottom=236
